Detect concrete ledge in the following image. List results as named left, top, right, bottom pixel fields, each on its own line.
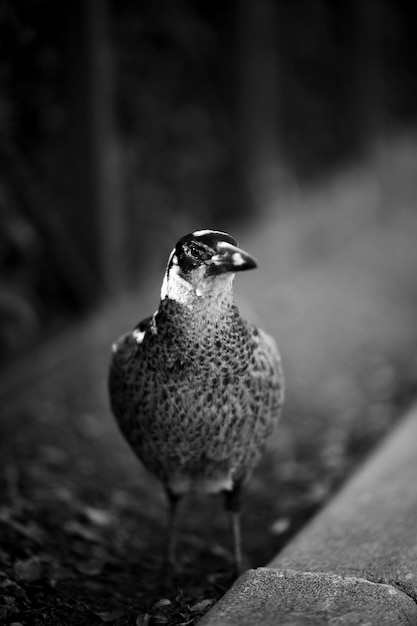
left=270, top=406, right=417, bottom=593
left=198, top=568, right=417, bottom=626
left=201, top=406, right=417, bottom=625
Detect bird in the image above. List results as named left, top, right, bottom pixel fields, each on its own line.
left=108, top=229, right=284, bottom=575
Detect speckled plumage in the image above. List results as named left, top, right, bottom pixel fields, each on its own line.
left=108, top=230, right=284, bottom=571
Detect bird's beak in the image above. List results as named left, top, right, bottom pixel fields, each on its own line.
left=206, top=241, right=258, bottom=275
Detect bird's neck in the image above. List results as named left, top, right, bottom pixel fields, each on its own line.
left=161, top=270, right=234, bottom=312
left=152, top=274, right=251, bottom=372
left=156, top=275, right=240, bottom=338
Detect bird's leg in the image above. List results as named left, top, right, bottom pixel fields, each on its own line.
left=224, top=483, right=245, bottom=576
left=165, top=488, right=181, bottom=572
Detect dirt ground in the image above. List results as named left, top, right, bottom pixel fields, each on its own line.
left=1, top=359, right=414, bottom=626
left=1, top=138, right=417, bottom=625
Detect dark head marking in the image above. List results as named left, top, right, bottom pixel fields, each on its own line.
left=173, top=230, right=238, bottom=274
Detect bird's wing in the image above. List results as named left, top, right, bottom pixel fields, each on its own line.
left=111, top=315, right=153, bottom=358
left=245, top=321, right=285, bottom=416
left=108, top=315, right=153, bottom=417
left=249, top=322, right=283, bottom=371
left=203, top=321, right=284, bottom=483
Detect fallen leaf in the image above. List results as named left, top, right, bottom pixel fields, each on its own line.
left=74, top=557, right=106, bottom=576
left=190, top=599, right=214, bottom=614
left=65, top=519, right=102, bottom=542
left=152, top=614, right=170, bottom=624
left=151, top=598, right=172, bottom=611
left=14, top=556, right=43, bottom=582
left=0, top=509, right=43, bottom=544
left=83, top=506, right=113, bottom=527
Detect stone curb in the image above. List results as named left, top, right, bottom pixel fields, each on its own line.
left=200, top=406, right=417, bottom=625
left=198, top=568, right=417, bottom=625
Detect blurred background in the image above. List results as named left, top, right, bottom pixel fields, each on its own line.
left=2, top=0, right=417, bottom=618
left=1, top=0, right=417, bottom=364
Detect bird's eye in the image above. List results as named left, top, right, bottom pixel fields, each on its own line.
left=188, top=242, right=212, bottom=262
left=178, top=240, right=213, bottom=271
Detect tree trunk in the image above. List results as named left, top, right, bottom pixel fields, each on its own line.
left=236, top=0, right=289, bottom=211
left=68, top=0, right=126, bottom=300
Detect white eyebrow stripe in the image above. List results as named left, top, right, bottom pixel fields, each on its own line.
left=192, top=229, right=228, bottom=238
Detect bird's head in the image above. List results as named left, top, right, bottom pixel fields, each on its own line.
left=160, top=229, right=257, bottom=305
